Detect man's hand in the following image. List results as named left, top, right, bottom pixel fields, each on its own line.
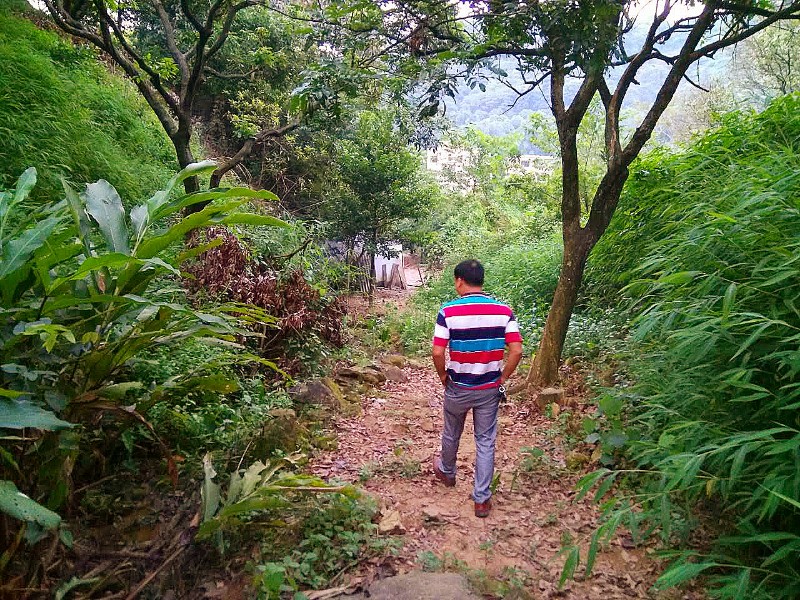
left=432, top=344, right=448, bottom=387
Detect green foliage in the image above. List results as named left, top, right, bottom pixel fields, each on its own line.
left=325, top=108, right=437, bottom=256
left=254, top=493, right=399, bottom=597
left=572, top=95, right=800, bottom=598
left=0, top=9, right=174, bottom=202
left=0, top=164, right=282, bottom=554
left=197, top=453, right=351, bottom=554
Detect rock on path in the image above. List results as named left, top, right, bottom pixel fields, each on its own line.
left=340, top=572, right=481, bottom=600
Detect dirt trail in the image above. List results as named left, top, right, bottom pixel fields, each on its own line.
left=311, top=364, right=672, bottom=599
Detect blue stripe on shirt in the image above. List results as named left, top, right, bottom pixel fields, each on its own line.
left=449, top=338, right=507, bottom=352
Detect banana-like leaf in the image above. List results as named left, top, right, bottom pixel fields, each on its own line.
left=136, top=199, right=246, bottom=259
left=201, top=452, right=221, bottom=524
left=0, top=397, right=72, bottom=430
left=152, top=187, right=278, bottom=222
left=0, top=480, right=61, bottom=529
left=145, top=160, right=217, bottom=219
left=130, top=204, right=148, bottom=248
left=175, top=236, right=224, bottom=264
left=96, top=381, right=144, bottom=400
left=62, top=180, right=92, bottom=252
left=0, top=215, right=62, bottom=280
left=0, top=167, right=36, bottom=221
left=83, top=180, right=130, bottom=255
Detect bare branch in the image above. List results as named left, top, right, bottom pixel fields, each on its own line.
left=210, top=120, right=301, bottom=188
left=153, top=0, right=190, bottom=91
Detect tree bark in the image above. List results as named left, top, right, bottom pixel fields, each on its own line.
left=517, top=228, right=592, bottom=389
left=170, top=131, right=199, bottom=194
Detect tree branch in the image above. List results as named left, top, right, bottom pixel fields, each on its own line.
left=210, top=120, right=301, bottom=188
left=153, top=0, right=191, bottom=91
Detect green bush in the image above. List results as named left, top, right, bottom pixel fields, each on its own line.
left=575, top=94, right=800, bottom=598
left=0, top=163, right=283, bottom=561
left=0, top=7, right=175, bottom=202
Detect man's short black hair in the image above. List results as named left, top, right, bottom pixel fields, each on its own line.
left=454, top=259, right=484, bottom=286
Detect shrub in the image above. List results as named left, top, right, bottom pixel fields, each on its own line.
left=573, top=95, right=800, bottom=598
left=0, top=163, right=283, bottom=571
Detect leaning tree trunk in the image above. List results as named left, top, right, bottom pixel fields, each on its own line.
left=526, top=228, right=593, bottom=386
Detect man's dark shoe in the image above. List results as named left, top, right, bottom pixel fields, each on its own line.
left=433, top=458, right=456, bottom=487
left=474, top=499, right=492, bottom=518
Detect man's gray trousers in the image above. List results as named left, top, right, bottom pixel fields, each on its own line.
left=439, top=381, right=501, bottom=504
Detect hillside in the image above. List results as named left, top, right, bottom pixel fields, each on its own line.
left=0, top=4, right=175, bottom=201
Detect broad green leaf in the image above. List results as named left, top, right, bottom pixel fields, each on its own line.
left=62, top=180, right=92, bottom=251
left=97, top=382, right=144, bottom=400
left=146, top=160, right=217, bottom=219
left=598, top=394, right=624, bottom=416
left=0, top=168, right=36, bottom=221
left=175, top=237, right=224, bottom=264
left=130, top=204, right=149, bottom=247
left=0, top=398, right=73, bottom=430
left=0, top=479, right=61, bottom=529
left=83, top=180, right=130, bottom=254
left=137, top=199, right=246, bottom=258
left=201, top=453, right=221, bottom=523
left=0, top=215, right=62, bottom=279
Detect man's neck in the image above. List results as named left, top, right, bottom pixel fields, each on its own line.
left=459, top=286, right=484, bottom=296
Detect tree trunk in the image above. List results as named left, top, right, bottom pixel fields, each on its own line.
left=527, top=230, right=592, bottom=386
left=171, top=130, right=199, bottom=196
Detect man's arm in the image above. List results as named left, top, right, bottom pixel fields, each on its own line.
left=432, top=344, right=448, bottom=386
left=500, top=342, right=523, bottom=384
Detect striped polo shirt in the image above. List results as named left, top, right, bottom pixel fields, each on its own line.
left=433, top=292, right=523, bottom=389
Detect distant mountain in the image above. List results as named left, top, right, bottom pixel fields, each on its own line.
left=444, top=22, right=732, bottom=144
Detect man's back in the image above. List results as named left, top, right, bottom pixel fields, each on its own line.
left=433, top=292, right=522, bottom=389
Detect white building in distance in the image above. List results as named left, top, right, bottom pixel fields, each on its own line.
left=426, top=145, right=558, bottom=191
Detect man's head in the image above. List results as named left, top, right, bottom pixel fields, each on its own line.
left=454, top=259, right=484, bottom=295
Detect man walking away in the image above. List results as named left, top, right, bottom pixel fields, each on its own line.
left=431, top=259, right=523, bottom=517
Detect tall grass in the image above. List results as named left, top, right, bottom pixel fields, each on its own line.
left=580, top=94, right=800, bottom=598
left=0, top=7, right=175, bottom=202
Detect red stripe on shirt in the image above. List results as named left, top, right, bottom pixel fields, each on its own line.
left=505, top=331, right=523, bottom=344
left=449, top=349, right=505, bottom=364
left=433, top=336, right=449, bottom=347
left=443, top=304, right=514, bottom=318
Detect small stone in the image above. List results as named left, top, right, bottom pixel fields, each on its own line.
left=381, top=354, right=407, bottom=367
left=383, top=365, right=409, bottom=383
left=538, top=387, right=565, bottom=408
left=378, top=509, right=406, bottom=534
left=288, top=379, right=341, bottom=409
left=335, top=365, right=387, bottom=386
left=421, top=506, right=443, bottom=522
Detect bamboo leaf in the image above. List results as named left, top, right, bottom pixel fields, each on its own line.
left=655, top=561, right=718, bottom=589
